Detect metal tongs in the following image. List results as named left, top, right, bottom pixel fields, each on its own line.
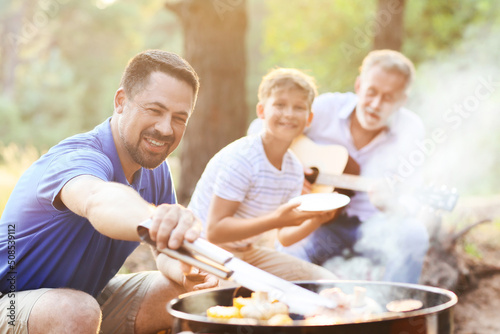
left=137, top=219, right=337, bottom=315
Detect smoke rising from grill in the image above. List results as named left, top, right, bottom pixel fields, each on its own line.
left=406, top=25, right=500, bottom=196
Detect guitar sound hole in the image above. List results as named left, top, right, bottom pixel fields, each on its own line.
left=305, top=167, right=320, bottom=184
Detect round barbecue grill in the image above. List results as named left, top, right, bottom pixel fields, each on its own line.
left=167, top=280, right=457, bottom=334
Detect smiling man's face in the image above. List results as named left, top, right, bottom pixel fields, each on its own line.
left=115, top=71, right=194, bottom=171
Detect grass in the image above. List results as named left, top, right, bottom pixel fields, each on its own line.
left=466, top=219, right=500, bottom=246
left=464, top=242, right=482, bottom=259
left=457, top=216, right=500, bottom=266
left=0, top=143, right=41, bottom=216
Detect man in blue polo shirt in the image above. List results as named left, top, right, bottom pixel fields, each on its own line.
left=0, top=50, right=218, bottom=333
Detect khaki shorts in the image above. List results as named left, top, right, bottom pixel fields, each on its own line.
left=0, top=288, right=50, bottom=334
left=0, top=271, right=158, bottom=334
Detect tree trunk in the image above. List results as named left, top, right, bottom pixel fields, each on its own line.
left=166, top=0, right=248, bottom=205
left=373, top=0, right=405, bottom=51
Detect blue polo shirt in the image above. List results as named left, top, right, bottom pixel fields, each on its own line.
left=0, top=118, right=176, bottom=297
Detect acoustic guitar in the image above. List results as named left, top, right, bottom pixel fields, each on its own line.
left=290, top=135, right=459, bottom=212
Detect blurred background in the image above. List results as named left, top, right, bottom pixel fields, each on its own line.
left=1, top=0, right=500, bottom=212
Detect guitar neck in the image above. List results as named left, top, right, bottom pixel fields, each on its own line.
left=290, top=135, right=458, bottom=211
left=315, top=173, right=375, bottom=192
left=315, top=172, right=459, bottom=212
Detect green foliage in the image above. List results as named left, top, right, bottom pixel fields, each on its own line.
left=9, top=50, right=86, bottom=146
left=403, top=0, right=500, bottom=63
left=0, top=0, right=182, bottom=150
left=261, top=0, right=500, bottom=94
left=262, top=0, right=375, bottom=93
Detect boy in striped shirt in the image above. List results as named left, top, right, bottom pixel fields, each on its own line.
left=188, top=68, right=338, bottom=281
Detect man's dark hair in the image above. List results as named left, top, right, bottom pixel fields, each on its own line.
left=120, top=50, right=200, bottom=104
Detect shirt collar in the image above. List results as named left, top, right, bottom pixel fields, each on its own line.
left=339, top=95, right=358, bottom=120
left=96, top=117, right=145, bottom=190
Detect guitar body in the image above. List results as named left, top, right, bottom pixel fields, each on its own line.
left=290, top=135, right=351, bottom=193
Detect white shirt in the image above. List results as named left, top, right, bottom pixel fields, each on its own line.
left=188, top=134, right=304, bottom=248
left=249, top=92, right=425, bottom=221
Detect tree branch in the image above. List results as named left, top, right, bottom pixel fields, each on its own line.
left=450, top=218, right=493, bottom=246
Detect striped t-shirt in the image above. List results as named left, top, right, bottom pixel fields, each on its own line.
left=188, top=134, right=304, bottom=249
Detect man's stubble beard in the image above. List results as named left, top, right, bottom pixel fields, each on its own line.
left=121, top=130, right=175, bottom=170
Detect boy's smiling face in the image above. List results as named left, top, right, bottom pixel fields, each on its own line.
left=257, top=86, right=313, bottom=142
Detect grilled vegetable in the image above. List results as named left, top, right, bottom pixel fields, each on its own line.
left=206, top=306, right=241, bottom=319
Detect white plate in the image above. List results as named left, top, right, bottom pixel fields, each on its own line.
left=288, top=193, right=350, bottom=212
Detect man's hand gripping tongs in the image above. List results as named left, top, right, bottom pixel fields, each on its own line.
left=137, top=219, right=337, bottom=316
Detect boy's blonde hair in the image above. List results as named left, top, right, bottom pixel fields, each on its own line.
left=258, top=68, right=318, bottom=107
left=360, top=49, right=415, bottom=92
